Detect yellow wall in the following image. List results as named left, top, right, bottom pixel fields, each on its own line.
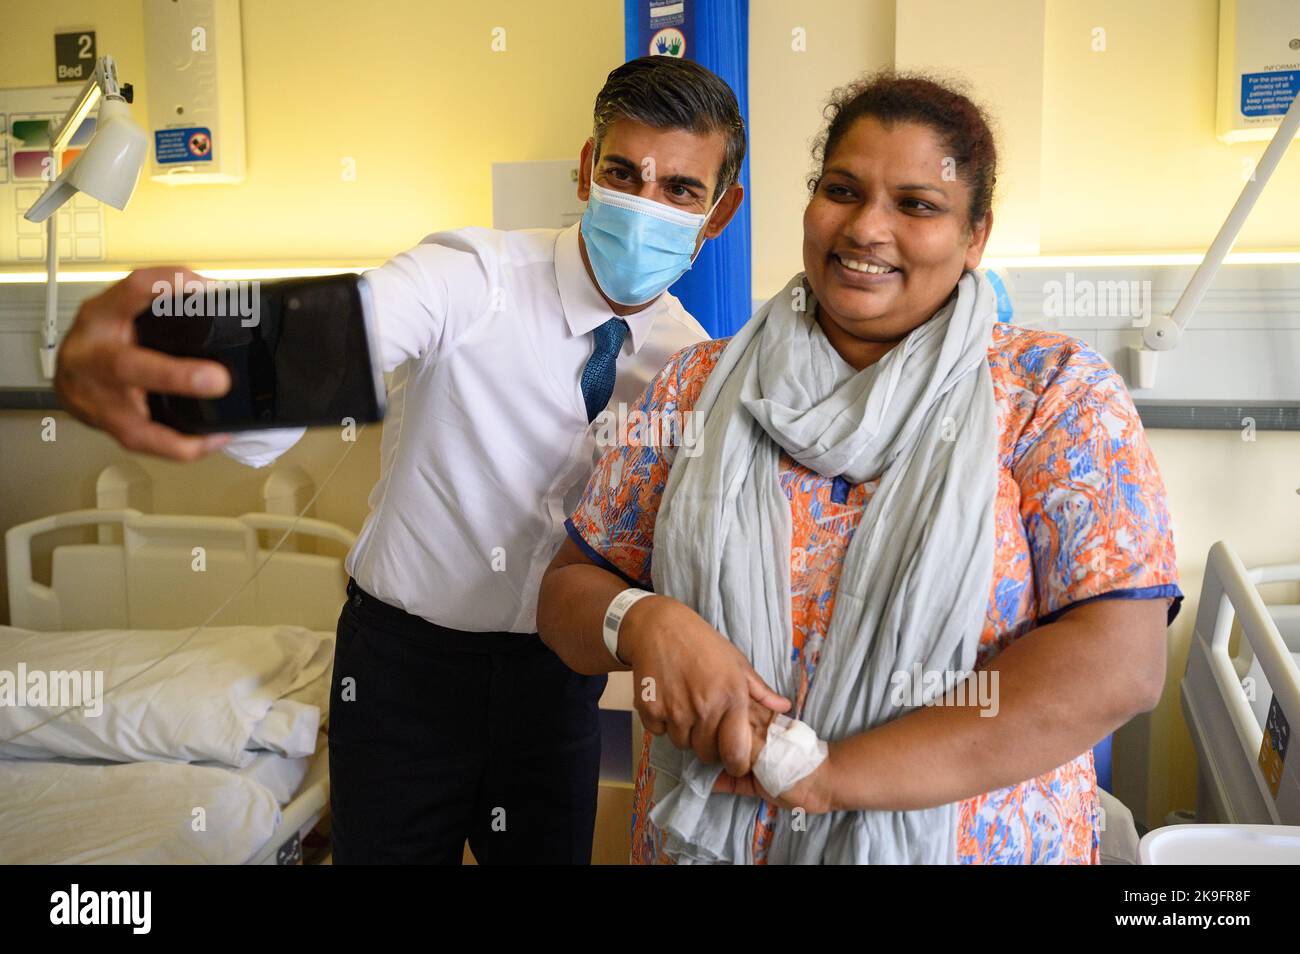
left=750, top=0, right=1300, bottom=296
left=748, top=0, right=896, bottom=299
left=3, top=1, right=1296, bottom=276
left=895, top=0, right=1047, bottom=257
left=0, top=0, right=625, bottom=268
left=1041, top=0, right=1300, bottom=255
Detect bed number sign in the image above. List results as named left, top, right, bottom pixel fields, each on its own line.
left=55, top=31, right=97, bottom=83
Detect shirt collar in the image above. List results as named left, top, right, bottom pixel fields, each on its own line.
left=554, top=222, right=667, bottom=354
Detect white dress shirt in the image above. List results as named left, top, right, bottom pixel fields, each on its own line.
left=222, top=224, right=708, bottom=633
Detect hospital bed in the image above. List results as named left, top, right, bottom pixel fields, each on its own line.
left=3, top=478, right=352, bottom=864
left=1181, top=541, right=1300, bottom=826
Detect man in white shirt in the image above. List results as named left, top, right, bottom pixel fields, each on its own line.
left=52, top=56, right=746, bottom=864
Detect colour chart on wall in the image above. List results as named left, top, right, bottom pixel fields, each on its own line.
left=0, top=84, right=106, bottom=266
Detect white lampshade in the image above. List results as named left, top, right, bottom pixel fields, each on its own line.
left=24, top=98, right=148, bottom=223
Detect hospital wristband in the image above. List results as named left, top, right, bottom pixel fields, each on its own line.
left=602, top=588, right=654, bottom=666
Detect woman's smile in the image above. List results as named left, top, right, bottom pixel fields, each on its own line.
left=829, top=251, right=903, bottom=287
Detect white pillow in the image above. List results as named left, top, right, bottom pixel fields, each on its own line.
left=247, top=699, right=319, bottom=758
left=281, top=637, right=333, bottom=725
left=203, top=747, right=313, bottom=806
left=0, top=624, right=328, bottom=767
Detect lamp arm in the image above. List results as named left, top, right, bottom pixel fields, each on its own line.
left=41, top=215, right=59, bottom=378
left=1168, top=91, right=1300, bottom=335
left=1127, top=90, right=1300, bottom=389
left=37, top=55, right=131, bottom=379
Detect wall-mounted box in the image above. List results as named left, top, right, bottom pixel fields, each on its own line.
left=1217, top=0, right=1300, bottom=144
left=142, top=0, right=246, bottom=184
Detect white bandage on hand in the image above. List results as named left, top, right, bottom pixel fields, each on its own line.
left=751, top=714, right=829, bottom=798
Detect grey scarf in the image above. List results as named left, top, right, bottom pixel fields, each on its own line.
left=647, top=269, right=999, bottom=864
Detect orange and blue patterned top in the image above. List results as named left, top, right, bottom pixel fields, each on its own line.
left=566, top=322, right=1183, bottom=865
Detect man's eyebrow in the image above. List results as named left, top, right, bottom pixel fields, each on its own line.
left=659, top=173, right=707, bottom=193
left=601, top=153, right=707, bottom=193
left=599, top=154, right=640, bottom=175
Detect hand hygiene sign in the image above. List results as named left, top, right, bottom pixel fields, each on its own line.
left=627, top=0, right=694, bottom=60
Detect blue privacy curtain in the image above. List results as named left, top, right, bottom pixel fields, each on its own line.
left=624, top=0, right=752, bottom=339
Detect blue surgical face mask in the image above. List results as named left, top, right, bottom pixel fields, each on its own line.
left=580, top=153, right=725, bottom=307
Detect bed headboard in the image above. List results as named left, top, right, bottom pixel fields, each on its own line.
left=5, top=507, right=356, bottom=632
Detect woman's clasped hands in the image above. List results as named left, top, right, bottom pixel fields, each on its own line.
left=616, top=595, right=838, bottom=814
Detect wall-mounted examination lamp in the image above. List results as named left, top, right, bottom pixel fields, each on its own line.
left=23, top=54, right=147, bottom=379
left=1128, top=90, right=1300, bottom=390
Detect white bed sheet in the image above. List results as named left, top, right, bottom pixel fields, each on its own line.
left=209, top=746, right=312, bottom=806
left=0, top=726, right=327, bottom=864
left=0, top=757, right=283, bottom=864
left=0, top=625, right=332, bottom=766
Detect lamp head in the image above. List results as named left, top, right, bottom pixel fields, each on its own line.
left=24, top=97, right=147, bottom=223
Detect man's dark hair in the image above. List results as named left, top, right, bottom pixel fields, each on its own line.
left=592, top=56, right=746, bottom=202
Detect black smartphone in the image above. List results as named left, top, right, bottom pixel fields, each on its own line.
left=133, top=273, right=386, bottom=433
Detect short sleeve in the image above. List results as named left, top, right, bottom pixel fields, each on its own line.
left=566, top=340, right=725, bottom=588
left=1011, top=349, right=1184, bottom=627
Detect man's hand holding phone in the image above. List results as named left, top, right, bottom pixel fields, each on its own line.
left=55, top=267, right=233, bottom=461
left=56, top=265, right=385, bottom=456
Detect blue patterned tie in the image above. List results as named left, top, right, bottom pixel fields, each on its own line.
left=580, top=317, right=629, bottom=423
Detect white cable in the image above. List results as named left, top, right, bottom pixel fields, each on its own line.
left=0, top=426, right=365, bottom=746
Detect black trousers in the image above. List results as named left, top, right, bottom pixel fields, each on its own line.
left=327, top=579, right=606, bottom=864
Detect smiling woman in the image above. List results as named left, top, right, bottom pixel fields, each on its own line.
left=537, top=69, right=1183, bottom=865
left=803, top=71, right=999, bottom=370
